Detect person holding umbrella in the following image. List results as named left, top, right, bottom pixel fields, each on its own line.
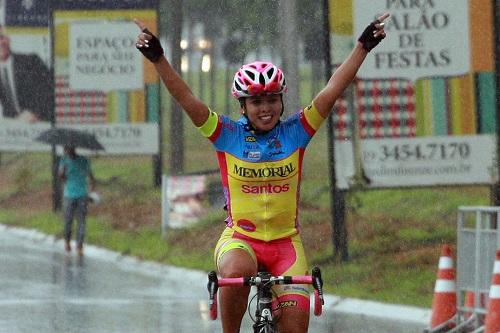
left=58, top=145, right=96, bottom=256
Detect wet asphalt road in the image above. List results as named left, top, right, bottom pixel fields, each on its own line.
left=0, top=226, right=332, bottom=333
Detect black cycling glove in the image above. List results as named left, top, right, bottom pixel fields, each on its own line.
left=136, top=28, right=164, bottom=63
left=358, top=20, right=385, bottom=52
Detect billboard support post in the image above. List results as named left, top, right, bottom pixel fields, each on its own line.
left=322, top=0, right=349, bottom=262
left=153, top=0, right=163, bottom=188
left=493, top=0, right=500, bottom=206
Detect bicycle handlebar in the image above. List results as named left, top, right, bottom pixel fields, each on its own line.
left=207, top=267, right=325, bottom=320
left=216, top=275, right=315, bottom=287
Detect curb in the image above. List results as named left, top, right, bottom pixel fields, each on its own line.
left=319, top=294, right=430, bottom=332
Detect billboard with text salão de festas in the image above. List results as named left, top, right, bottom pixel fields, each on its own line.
left=329, top=0, right=497, bottom=188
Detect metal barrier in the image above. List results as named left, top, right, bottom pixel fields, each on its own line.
left=424, top=206, right=500, bottom=333
left=455, top=206, right=500, bottom=331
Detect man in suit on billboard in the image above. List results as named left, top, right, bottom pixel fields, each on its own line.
left=0, top=25, right=53, bottom=122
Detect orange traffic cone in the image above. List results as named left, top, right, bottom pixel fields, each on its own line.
left=430, top=244, right=457, bottom=328
left=484, top=249, right=500, bottom=333
left=464, top=290, right=487, bottom=320
left=464, top=290, right=475, bottom=319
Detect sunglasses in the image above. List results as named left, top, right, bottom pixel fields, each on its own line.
left=247, top=81, right=281, bottom=95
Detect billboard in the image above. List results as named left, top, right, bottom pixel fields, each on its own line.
left=68, top=21, right=144, bottom=92
left=0, top=0, right=160, bottom=154
left=330, top=0, right=497, bottom=188
left=51, top=0, right=160, bottom=155
left=0, top=0, right=53, bottom=151
left=355, top=0, right=470, bottom=81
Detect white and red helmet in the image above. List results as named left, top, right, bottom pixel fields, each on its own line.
left=231, top=61, right=287, bottom=99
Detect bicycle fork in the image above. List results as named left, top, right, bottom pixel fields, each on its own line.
left=253, top=273, right=276, bottom=332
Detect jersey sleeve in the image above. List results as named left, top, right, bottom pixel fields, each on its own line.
left=197, top=109, right=221, bottom=141
left=282, top=101, right=327, bottom=148
left=299, top=101, right=326, bottom=137
left=197, top=109, right=239, bottom=151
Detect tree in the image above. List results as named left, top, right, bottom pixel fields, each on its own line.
left=160, top=0, right=185, bottom=175
left=297, top=0, right=326, bottom=100
left=184, top=0, right=227, bottom=108
left=278, top=0, right=300, bottom=115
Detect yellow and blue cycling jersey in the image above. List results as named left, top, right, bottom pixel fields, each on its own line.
left=198, top=102, right=326, bottom=242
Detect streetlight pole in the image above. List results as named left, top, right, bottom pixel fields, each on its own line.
left=198, top=39, right=211, bottom=103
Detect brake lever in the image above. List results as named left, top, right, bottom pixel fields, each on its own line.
left=312, top=266, right=324, bottom=305
left=207, top=271, right=219, bottom=305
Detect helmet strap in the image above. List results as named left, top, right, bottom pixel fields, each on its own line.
left=240, top=102, right=256, bottom=133
left=280, top=94, right=284, bottom=116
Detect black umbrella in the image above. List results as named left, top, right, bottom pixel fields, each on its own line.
left=36, top=127, right=104, bottom=151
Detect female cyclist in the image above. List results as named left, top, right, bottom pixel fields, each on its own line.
left=135, top=13, right=389, bottom=333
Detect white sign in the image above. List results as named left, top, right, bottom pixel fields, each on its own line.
left=69, top=21, right=143, bottom=91
left=354, top=0, right=470, bottom=81
left=0, top=122, right=158, bottom=154
left=0, top=121, right=51, bottom=152
left=335, top=135, right=498, bottom=189
left=161, top=175, right=207, bottom=234
left=60, top=123, right=159, bottom=155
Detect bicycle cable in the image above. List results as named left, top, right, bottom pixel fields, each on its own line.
left=247, top=282, right=283, bottom=324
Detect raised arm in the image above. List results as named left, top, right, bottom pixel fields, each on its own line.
left=134, top=19, right=209, bottom=127
left=313, top=13, right=389, bottom=118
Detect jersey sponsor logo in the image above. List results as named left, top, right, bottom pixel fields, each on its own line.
left=269, top=150, right=284, bottom=157
left=244, top=143, right=259, bottom=150
left=241, top=183, right=290, bottom=194
left=267, top=138, right=282, bottom=149
left=284, top=285, right=309, bottom=293
left=276, top=300, right=298, bottom=309
left=267, top=138, right=284, bottom=156
left=245, top=136, right=256, bottom=142
left=236, top=219, right=256, bottom=232
left=246, top=151, right=261, bottom=161
left=233, top=162, right=295, bottom=179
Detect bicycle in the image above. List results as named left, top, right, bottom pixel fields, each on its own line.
left=207, top=267, right=324, bottom=333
